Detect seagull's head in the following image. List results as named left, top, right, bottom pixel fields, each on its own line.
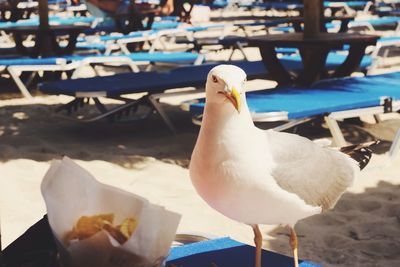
left=206, top=64, right=247, bottom=113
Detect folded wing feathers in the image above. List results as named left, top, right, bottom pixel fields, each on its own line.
left=340, top=141, right=379, bottom=170
left=267, top=132, right=357, bottom=211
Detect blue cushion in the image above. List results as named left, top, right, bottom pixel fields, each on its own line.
left=190, top=71, right=400, bottom=120
left=166, top=237, right=320, bottom=267
left=276, top=47, right=298, bottom=54
left=159, top=16, right=179, bottom=21
left=325, top=1, right=369, bottom=7
left=352, top=17, right=400, bottom=26
left=96, top=31, right=150, bottom=42
left=61, top=52, right=199, bottom=63
left=273, top=26, right=294, bottom=33
left=378, top=36, right=400, bottom=42
left=0, top=16, right=95, bottom=29
left=185, top=24, right=224, bottom=32
left=39, top=61, right=267, bottom=96
left=74, top=42, right=107, bottom=51
left=279, top=53, right=372, bottom=71
left=273, top=22, right=340, bottom=33
left=254, top=2, right=303, bottom=9
left=149, top=21, right=181, bottom=30
left=127, top=52, right=200, bottom=62
left=0, top=57, right=64, bottom=66
left=49, top=16, right=96, bottom=25
left=236, top=18, right=290, bottom=28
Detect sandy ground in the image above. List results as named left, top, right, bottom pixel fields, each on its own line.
left=1, top=23, right=400, bottom=266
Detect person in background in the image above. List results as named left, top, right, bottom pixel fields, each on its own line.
left=82, top=0, right=175, bottom=33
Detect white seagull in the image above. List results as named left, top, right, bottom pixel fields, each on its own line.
left=189, top=65, right=376, bottom=267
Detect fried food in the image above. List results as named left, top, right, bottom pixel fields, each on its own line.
left=119, top=218, right=138, bottom=239
left=65, top=213, right=138, bottom=245
left=103, top=223, right=128, bottom=244
left=75, top=213, right=114, bottom=240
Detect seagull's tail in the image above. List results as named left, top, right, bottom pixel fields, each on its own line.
left=340, top=141, right=380, bottom=170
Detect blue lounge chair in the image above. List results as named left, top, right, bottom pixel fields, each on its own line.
left=348, top=16, right=400, bottom=32
left=167, top=237, right=320, bottom=267
left=271, top=16, right=400, bottom=33
left=0, top=57, right=82, bottom=99
left=175, top=35, right=376, bottom=71
left=0, top=16, right=96, bottom=29
left=241, top=0, right=373, bottom=15
left=1, top=51, right=203, bottom=98
left=83, top=19, right=183, bottom=34
left=78, top=30, right=157, bottom=54
left=278, top=52, right=373, bottom=74
left=243, top=1, right=303, bottom=11
left=79, top=25, right=222, bottom=54
left=253, top=35, right=398, bottom=73
left=186, top=71, right=400, bottom=157
left=38, top=61, right=267, bottom=133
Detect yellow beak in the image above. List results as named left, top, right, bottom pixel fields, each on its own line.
left=224, top=87, right=241, bottom=113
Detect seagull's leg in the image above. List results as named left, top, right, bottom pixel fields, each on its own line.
left=252, top=224, right=262, bottom=267
left=288, top=226, right=299, bottom=267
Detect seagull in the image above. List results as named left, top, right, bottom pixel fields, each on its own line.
left=189, top=65, right=376, bottom=267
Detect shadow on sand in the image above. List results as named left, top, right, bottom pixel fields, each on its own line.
left=0, top=101, right=198, bottom=168
left=0, top=99, right=398, bottom=169
left=266, top=181, right=400, bottom=266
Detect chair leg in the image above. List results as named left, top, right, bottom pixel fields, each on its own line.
left=236, top=42, right=249, bottom=61
left=373, top=114, right=383, bottom=123
left=325, top=115, right=347, bottom=147
left=25, top=72, right=38, bottom=88
left=389, top=128, right=400, bottom=161
left=7, top=68, right=33, bottom=99
left=148, top=95, right=177, bottom=135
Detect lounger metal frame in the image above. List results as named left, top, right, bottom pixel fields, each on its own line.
left=367, top=38, right=400, bottom=72
left=51, top=89, right=186, bottom=134
left=1, top=57, right=140, bottom=99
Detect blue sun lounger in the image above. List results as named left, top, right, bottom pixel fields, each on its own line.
left=186, top=71, right=400, bottom=157
left=167, top=237, right=319, bottom=267
left=250, top=35, right=397, bottom=73
left=78, top=26, right=217, bottom=55
left=0, top=16, right=96, bottom=29
left=175, top=35, right=375, bottom=70
left=279, top=52, right=373, bottom=73
left=348, top=16, right=400, bottom=32
left=1, top=52, right=204, bottom=98
left=241, top=0, right=373, bottom=15
left=272, top=16, right=400, bottom=33
left=38, top=61, right=267, bottom=133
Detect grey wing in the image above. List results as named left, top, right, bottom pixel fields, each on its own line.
left=265, top=130, right=358, bottom=210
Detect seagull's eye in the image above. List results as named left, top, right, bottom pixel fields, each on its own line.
left=212, top=75, right=218, bottom=83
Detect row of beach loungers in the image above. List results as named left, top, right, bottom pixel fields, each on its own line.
left=0, top=14, right=399, bottom=98
left=0, top=0, right=399, bottom=156
left=37, top=60, right=400, bottom=160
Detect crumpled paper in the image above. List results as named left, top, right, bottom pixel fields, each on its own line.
left=41, top=157, right=181, bottom=267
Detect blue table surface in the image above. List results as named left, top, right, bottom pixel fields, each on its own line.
left=166, top=237, right=321, bottom=267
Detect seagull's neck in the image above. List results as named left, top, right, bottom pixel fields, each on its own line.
left=198, top=101, right=254, bottom=145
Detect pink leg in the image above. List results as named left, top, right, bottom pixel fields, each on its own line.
left=252, top=224, right=262, bottom=267
left=289, top=226, right=299, bottom=267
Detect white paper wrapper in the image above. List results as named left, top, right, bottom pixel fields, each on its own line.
left=41, top=157, right=181, bottom=267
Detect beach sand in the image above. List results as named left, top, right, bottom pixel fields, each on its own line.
left=0, top=49, right=400, bottom=266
